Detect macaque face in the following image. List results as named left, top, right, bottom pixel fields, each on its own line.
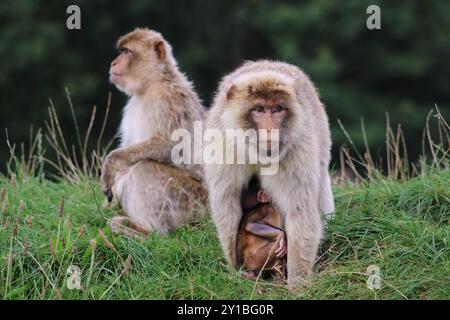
left=109, top=35, right=166, bottom=96
left=248, top=98, right=289, bottom=150
left=109, top=47, right=134, bottom=87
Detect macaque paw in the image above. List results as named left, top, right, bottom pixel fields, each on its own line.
left=100, top=170, right=114, bottom=202
left=242, top=270, right=258, bottom=280
left=257, top=190, right=271, bottom=203
left=101, top=156, right=117, bottom=202
left=274, top=233, right=287, bottom=258
left=104, top=189, right=113, bottom=203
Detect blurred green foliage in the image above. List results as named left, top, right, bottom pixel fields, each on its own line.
left=0, top=0, right=449, bottom=170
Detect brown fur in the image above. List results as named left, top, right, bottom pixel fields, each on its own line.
left=235, top=177, right=287, bottom=281
left=101, top=28, right=208, bottom=235
left=237, top=203, right=286, bottom=281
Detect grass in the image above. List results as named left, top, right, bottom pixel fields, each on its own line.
left=0, top=97, right=448, bottom=299
left=0, top=169, right=448, bottom=300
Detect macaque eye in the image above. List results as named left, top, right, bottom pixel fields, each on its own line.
left=273, top=105, right=284, bottom=113
left=119, top=48, right=132, bottom=55
left=255, top=106, right=265, bottom=113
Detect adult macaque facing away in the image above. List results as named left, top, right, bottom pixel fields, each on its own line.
left=237, top=176, right=286, bottom=281
left=204, top=60, right=334, bottom=289
left=102, top=28, right=207, bottom=235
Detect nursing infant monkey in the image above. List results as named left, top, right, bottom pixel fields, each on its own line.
left=237, top=176, right=287, bottom=281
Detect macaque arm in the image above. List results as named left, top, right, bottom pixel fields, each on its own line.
left=207, top=167, right=243, bottom=267
left=245, top=222, right=284, bottom=239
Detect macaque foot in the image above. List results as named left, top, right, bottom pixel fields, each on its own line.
left=104, top=189, right=113, bottom=203
left=272, top=270, right=287, bottom=284
left=109, top=216, right=147, bottom=238
left=242, top=270, right=258, bottom=280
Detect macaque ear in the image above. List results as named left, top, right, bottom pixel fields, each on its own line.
left=226, top=85, right=236, bottom=101
left=154, top=41, right=166, bottom=61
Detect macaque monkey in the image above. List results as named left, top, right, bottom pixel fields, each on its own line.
left=204, top=60, right=334, bottom=289
left=101, top=28, right=207, bottom=235
left=237, top=176, right=286, bottom=281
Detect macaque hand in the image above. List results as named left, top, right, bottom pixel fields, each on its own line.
left=101, top=151, right=123, bottom=202
left=257, top=190, right=271, bottom=203
left=100, top=170, right=114, bottom=203
left=274, top=232, right=287, bottom=258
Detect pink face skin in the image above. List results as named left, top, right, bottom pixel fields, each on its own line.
left=109, top=47, right=133, bottom=86
left=249, top=98, right=288, bottom=149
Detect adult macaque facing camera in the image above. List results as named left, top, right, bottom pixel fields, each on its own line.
left=204, top=60, right=334, bottom=289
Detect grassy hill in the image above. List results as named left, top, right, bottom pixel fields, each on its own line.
left=0, top=168, right=448, bottom=300
left=1, top=105, right=448, bottom=299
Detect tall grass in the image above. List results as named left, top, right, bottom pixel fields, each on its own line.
left=5, top=89, right=114, bottom=182
left=336, top=106, right=449, bottom=184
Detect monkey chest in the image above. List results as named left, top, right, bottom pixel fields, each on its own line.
left=120, top=105, right=163, bottom=146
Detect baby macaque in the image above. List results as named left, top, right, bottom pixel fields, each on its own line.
left=237, top=177, right=287, bottom=281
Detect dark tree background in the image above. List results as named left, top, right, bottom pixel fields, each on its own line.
left=0, top=0, right=449, bottom=171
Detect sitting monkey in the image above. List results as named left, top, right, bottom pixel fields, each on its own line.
left=237, top=177, right=287, bottom=281
left=101, top=28, right=208, bottom=236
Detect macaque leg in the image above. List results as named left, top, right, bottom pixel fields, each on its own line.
left=245, top=222, right=282, bottom=239
left=110, top=160, right=207, bottom=237
left=285, top=210, right=322, bottom=290
left=109, top=216, right=151, bottom=237
left=245, top=222, right=286, bottom=257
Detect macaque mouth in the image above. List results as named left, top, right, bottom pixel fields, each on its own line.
left=109, top=73, right=124, bottom=84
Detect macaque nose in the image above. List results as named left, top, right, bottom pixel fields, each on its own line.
left=111, top=59, right=118, bottom=67
left=260, top=117, right=276, bottom=131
